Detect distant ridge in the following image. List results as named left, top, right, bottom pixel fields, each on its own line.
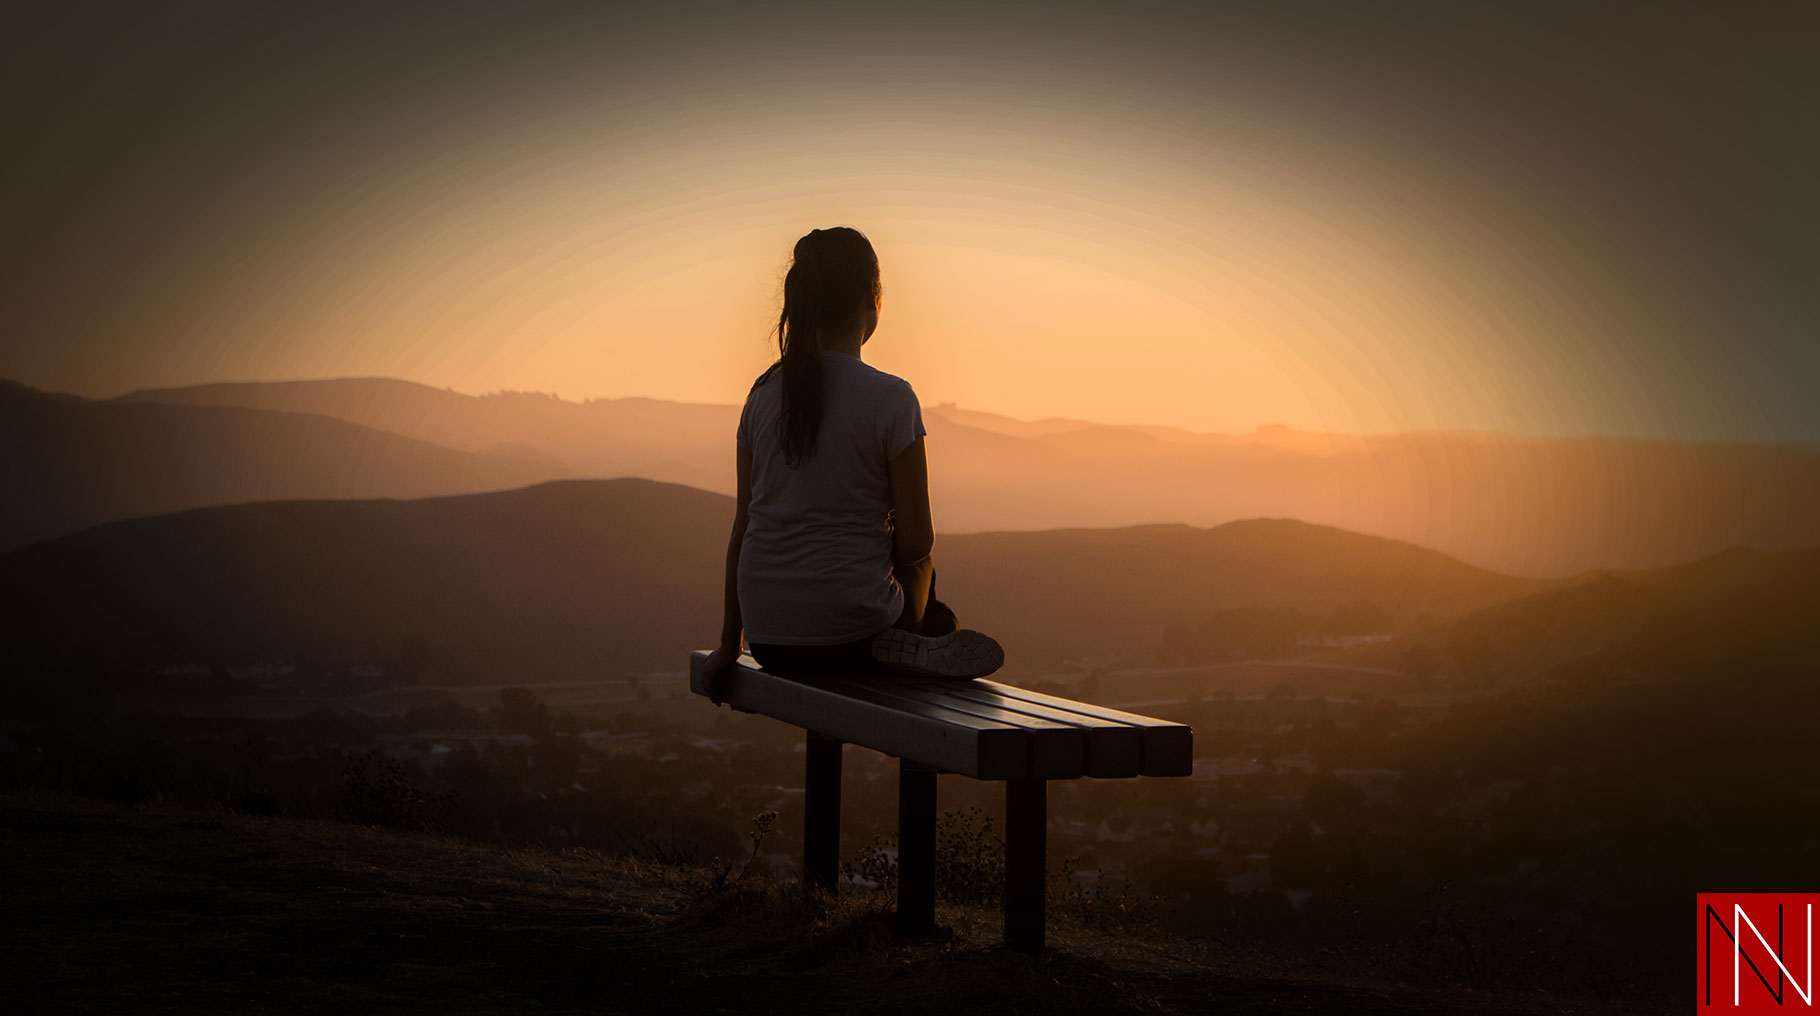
left=107, top=375, right=1820, bottom=575
left=0, top=378, right=85, bottom=403
left=114, top=376, right=734, bottom=497
left=0, top=380, right=571, bottom=552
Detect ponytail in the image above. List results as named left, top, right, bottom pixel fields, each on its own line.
left=772, top=226, right=881, bottom=468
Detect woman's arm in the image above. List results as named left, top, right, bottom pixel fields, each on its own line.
left=887, top=435, right=935, bottom=631
left=702, top=444, right=753, bottom=704
left=718, top=444, right=754, bottom=649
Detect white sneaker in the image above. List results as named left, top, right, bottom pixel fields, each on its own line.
left=869, top=627, right=1005, bottom=679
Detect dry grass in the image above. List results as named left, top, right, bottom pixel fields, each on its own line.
left=1, top=789, right=1652, bottom=1015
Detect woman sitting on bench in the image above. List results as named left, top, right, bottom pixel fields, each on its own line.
left=700, top=225, right=1004, bottom=704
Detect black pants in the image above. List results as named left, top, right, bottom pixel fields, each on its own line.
left=749, top=570, right=959, bottom=677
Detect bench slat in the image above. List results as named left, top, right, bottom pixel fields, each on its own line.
left=838, top=677, right=1087, bottom=779
left=862, top=676, right=1143, bottom=778
left=690, top=652, right=1028, bottom=778
left=967, top=680, right=1195, bottom=777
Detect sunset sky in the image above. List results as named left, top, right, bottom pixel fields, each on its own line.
left=4, top=1, right=1815, bottom=442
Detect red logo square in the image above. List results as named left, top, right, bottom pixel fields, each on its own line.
left=1700, top=893, right=1818, bottom=1011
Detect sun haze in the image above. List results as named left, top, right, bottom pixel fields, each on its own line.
left=3, top=2, right=1815, bottom=443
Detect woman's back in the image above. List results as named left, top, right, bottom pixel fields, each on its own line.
left=699, top=224, right=1000, bottom=700
left=735, top=348, right=926, bottom=645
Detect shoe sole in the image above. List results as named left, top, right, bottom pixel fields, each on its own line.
left=870, top=627, right=1004, bottom=679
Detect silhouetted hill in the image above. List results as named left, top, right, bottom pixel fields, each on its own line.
left=0, top=481, right=1551, bottom=681
left=0, top=380, right=570, bottom=552
left=937, top=518, right=1556, bottom=664
left=0, top=377, right=84, bottom=403
left=1400, top=546, right=1820, bottom=686
left=115, top=375, right=1820, bottom=575
left=117, top=376, right=732, bottom=493
left=1627, top=543, right=1820, bottom=613
left=0, top=478, right=728, bottom=679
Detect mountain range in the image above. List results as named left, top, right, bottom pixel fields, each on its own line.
left=79, top=376, right=1820, bottom=576
left=0, top=379, right=564, bottom=553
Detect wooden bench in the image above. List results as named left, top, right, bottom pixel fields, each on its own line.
left=687, top=650, right=1194, bottom=950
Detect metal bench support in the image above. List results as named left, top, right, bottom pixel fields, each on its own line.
left=896, top=759, right=938, bottom=935
left=1004, top=777, right=1046, bottom=951
left=804, top=731, right=842, bottom=892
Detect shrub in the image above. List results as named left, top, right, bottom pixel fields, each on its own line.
left=336, top=750, right=454, bottom=832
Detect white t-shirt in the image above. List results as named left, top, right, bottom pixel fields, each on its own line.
left=736, top=349, right=926, bottom=645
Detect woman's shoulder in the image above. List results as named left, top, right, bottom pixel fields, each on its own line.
left=749, top=361, right=782, bottom=391
left=823, top=351, right=916, bottom=396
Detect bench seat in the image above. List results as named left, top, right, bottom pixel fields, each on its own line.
left=688, top=652, right=1191, bottom=780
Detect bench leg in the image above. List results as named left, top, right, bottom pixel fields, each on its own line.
left=896, top=759, right=937, bottom=935
left=1004, top=777, right=1046, bottom=951
left=804, top=731, right=841, bottom=892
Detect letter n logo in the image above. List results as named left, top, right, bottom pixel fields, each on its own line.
left=1700, top=893, right=1818, bottom=1011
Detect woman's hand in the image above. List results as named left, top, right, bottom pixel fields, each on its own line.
left=701, top=644, right=741, bottom=706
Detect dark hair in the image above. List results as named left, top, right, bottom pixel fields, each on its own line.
left=767, top=226, right=882, bottom=468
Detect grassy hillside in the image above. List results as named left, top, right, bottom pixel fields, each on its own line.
left=0, top=379, right=568, bottom=552
left=3, top=791, right=1650, bottom=1014
left=0, top=480, right=1554, bottom=680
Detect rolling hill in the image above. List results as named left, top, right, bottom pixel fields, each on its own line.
left=1397, top=545, right=1820, bottom=686
left=934, top=518, right=1557, bottom=664
left=0, top=479, right=1557, bottom=681
left=0, top=380, right=571, bottom=552
left=116, top=377, right=734, bottom=493
left=0, top=478, right=729, bottom=680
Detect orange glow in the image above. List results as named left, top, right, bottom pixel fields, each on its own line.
left=115, top=165, right=1650, bottom=441
left=4, top=7, right=1808, bottom=447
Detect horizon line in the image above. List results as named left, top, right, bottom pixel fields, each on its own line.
left=7, top=371, right=1819, bottom=451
